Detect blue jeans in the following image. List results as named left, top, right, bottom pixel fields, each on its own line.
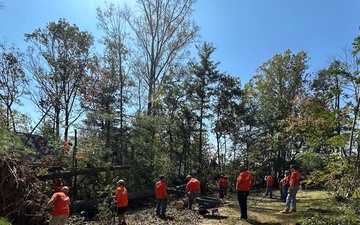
left=265, top=186, right=272, bottom=197
left=156, top=199, right=167, bottom=216
left=285, top=185, right=300, bottom=211
left=237, top=191, right=249, bottom=219
left=283, top=185, right=289, bottom=202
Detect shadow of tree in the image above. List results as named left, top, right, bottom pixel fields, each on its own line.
left=202, top=215, right=229, bottom=220
left=245, top=218, right=282, bottom=225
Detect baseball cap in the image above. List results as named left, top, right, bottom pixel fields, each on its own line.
left=117, top=179, right=125, bottom=184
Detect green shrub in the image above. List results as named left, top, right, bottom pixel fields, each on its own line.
left=299, top=213, right=360, bottom=225
left=0, top=217, right=11, bottom=225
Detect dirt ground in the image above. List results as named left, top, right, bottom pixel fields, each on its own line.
left=70, top=197, right=237, bottom=225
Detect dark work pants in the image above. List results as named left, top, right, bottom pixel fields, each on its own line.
left=237, top=191, right=249, bottom=219
left=156, top=198, right=167, bottom=216
left=219, top=186, right=225, bottom=198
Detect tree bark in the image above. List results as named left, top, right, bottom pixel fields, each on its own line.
left=73, top=185, right=187, bottom=212
left=36, top=165, right=131, bottom=180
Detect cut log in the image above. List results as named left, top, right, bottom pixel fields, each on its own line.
left=174, top=198, right=188, bottom=210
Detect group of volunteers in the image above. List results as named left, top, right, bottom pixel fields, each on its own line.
left=45, top=174, right=201, bottom=225
left=46, top=178, right=129, bottom=225
left=235, top=164, right=301, bottom=221
left=45, top=164, right=300, bottom=224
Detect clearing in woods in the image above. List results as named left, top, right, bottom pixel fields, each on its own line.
left=198, top=189, right=335, bottom=225
left=69, top=189, right=336, bottom=225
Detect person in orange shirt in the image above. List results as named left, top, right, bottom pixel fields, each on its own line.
left=115, top=179, right=128, bottom=225
left=46, top=186, right=70, bottom=225
left=236, top=165, right=254, bottom=221
left=281, top=170, right=290, bottom=202
left=281, top=165, right=300, bottom=214
left=218, top=173, right=229, bottom=198
left=155, top=175, right=168, bottom=217
left=264, top=172, right=274, bottom=198
left=186, top=175, right=201, bottom=209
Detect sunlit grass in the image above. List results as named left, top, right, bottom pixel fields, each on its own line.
left=200, top=189, right=338, bottom=225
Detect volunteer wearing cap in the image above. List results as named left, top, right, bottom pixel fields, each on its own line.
left=46, top=186, right=70, bottom=225
left=185, top=175, right=201, bottom=209
left=236, top=165, right=254, bottom=221
left=115, top=179, right=128, bottom=225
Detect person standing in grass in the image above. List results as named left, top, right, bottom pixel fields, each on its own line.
left=236, top=165, right=254, bottom=221
left=155, top=175, right=168, bottom=217
left=115, top=179, right=128, bottom=225
left=280, top=165, right=300, bottom=214
left=264, top=171, right=274, bottom=198
left=218, top=173, right=229, bottom=198
left=281, top=171, right=291, bottom=202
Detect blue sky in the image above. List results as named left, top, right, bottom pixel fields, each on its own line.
left=1, top=0, right=359, bottom=85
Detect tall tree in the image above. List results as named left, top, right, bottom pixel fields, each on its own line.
left=161, top=65, right=198, bottom=177
left=121, top=0, right=199, bottom=115
left=187, top=42, right=220, bottom=174
left=0, top=42, right=27, bottom=132
left=247, top=49, right=308, bottom=172
left=96, top=3, right=134, bottom=164
left=212, top=74, right=243, bottom=171
left=351, top=29, right=360, bottom=169
left=311, top=60, right=351, bottom=154
left=25, top=19, right=95, bottom=141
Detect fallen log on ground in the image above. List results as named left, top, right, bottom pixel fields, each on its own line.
left=73, top=185, right=187, bottom=212
left=36, top=165, right=131, bottom=180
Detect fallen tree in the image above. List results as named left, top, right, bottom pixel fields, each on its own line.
left=36, top=165, right=131, bottom=180
left=0, top=156, right=51, bottom=225
left=73, top=185, right=187, bottom=212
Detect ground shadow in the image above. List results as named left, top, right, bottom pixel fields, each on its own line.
left=202, top=214, right=229, bottom=220
left=160, top=215, right=175, bottom=221
left=245, top=218, right=282, bottom=225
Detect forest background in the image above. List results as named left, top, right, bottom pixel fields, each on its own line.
left=1, top=0, right=360, bottom=223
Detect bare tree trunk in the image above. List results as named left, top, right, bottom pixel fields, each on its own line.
left=349, top=95, right=359, bottom=158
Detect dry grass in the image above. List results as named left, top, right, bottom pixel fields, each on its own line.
left=71, top=189, right=339, bottom=225
left=198, top=189, right=338, bottom=225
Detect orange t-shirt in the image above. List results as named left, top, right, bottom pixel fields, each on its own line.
left=219, top=178, right=228, bottom=187
left=236, top=171, right=254, bottom=191
left=51, top=192, right=70, bottom=216
left=291, top=171, right=300, bottom=186
left=266, top=175, right=274, bottom=186
left=155, top=180, right=167, bottom=199
left=283, top=175, right=290, bottom=185
left=186, top=178, right=201, bottom=193
left=116, top=186, right=128, bottom=207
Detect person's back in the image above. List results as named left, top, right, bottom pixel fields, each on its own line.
left=46, top=186, right=70, bottom=225
left=186, top=175, right=201, bottom=209
left=186, top=178, right=200, bottom=193
left=236, top=165, right=254, bottom=220
left=266, top=175, right=274, bottom=186
left=116, top=185, right=128, bottom=207
left=115, top=179, right=128, bottom=225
